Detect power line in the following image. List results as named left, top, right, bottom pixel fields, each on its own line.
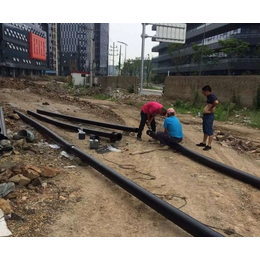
left=109, top=42, right=118, bottom=76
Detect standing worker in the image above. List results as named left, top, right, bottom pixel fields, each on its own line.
left=196, top=85, right=219, bottom=151
left=146, top=108, right=183, bottom=146
left=137, top=101, right=167, bottom=141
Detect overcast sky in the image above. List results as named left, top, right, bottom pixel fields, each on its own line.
left=3, top=0, right=257, bottom=69
left=109, top=23, right=158, bottom=65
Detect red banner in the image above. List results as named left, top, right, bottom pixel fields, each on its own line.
left=29, top=33, right=46, bottom=61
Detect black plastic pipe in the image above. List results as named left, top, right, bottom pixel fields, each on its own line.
left=37, top=109, right=139, bottom=133
left=14, top=109, right=223, bottom=237
left=27, top=110, right=122, bottom=142
left=146, top=130, right=260, bottom=190
left=14, top=110, right=73, bottom=151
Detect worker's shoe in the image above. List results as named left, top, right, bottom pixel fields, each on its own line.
left=196, top=142, right=206, bottom=147
left=203, top=145, right=211, bottom=151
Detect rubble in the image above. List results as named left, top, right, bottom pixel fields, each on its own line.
left=215, top=130, right=260, bottom=157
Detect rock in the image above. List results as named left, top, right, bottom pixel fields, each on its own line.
left=14, top=139, right=25, bottom=147
left=23, top=143, right=32, bottom=150
left=5, top=191, right=18, bottom=199
left=59, top=196, right=66, bottom=201
left=40, top=166, right=59, bottom=178
left=216, top=135, right=225, bottom=142
left=11, top=164, right=24, bottom=175
left=8, top=174, right=31, bottom=186
left=0, top=182, right=15, bottom=198
left=11, top=114, right=20, bottom=120
left=240, top=141, right=250, bottom=151
left=10, top=212, right=25, bottom=221
left=0, top=139, right=12, bottom=148
left=22, top=165, right=41, bottom=180
left=0, top=168, right=6, bottom=174
left=27, top=184, right=36, bottom=190
left=31, top=177, right=43, bottom=186
left=229, top=139, right=237, bottom=146
left=227, top=135, right=234, bottom=140
left=0, top=198, right=12, bottom=214
left=12, top=150, right=20, bottom=155
left=0, top=170, right=13, bottom=183
left=220, top=141, right=229, bottom=147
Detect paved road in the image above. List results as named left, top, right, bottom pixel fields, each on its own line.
left=140, top=88, right=162, bottom=96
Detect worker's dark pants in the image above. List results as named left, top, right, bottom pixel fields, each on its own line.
left=137, top=111, right=156, bottom=138
left=147, top=130, right=182, bottom=146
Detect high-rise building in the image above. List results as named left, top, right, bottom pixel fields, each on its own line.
left=94, top=23, right=109, bottom=76
left=152, top=23, right=260, bottom=76
left=0, top=23, right=52, bottom=77
left=58, top=23, right=109, bottom=76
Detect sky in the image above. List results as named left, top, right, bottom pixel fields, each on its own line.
left=2, top=0, right=258, bottom=70
left=108, top=23, right=158, bottom=65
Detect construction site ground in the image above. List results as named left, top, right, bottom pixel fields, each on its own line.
left=0, top=77, right=260, bottom=237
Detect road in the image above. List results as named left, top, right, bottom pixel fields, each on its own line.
left=140, top=88, right=162, bottom=96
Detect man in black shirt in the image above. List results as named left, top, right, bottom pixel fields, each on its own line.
left=196, top=85, right=219, bottom=151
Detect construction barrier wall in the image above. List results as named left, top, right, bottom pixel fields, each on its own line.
left=99, top=76, right=139, bottom=93
left=164, top=76, right=260, bottom=108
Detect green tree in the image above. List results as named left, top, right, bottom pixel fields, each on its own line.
left=121, top=58, right=141, bottom=76
left=167, top=43, right=189, bottom=75
left=192, top=43, right=219, bottom=75
left=144, top=54, right=153, bottom=87
left=218, top=38, right=250, bottom=75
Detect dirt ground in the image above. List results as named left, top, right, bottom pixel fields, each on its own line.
left=1, top=77, right=260, bottom=237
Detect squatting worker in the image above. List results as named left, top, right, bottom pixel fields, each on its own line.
left=196, top=85, right=219, bottom=151
left=137, top=101, right=167, bottom=141
left=146, top=107, right=183, bottom=146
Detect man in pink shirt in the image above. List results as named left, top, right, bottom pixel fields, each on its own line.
left=137, top=101, right=166, bottom=141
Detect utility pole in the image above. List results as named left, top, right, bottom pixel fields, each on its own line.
left=109, top=42, right=118, bottom=76
left=117, top=41, right=128, bottom=75
left=117, top=41, right=128, bottom=63
left=118, top=45, right=122, bottom=75
left=140, top=23, right=147, bottom=94
left=89, top=23, right=94, bottom=87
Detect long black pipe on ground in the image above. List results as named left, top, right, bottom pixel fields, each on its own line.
left=14, top=110, right=73, bottom=151
left=27, top=110, right=122, bottom=142
left=146, top=130, right=260, bottom=190
left=37, top=109, right=139, bottom=133
left=14, top=109, right=223, bottom=237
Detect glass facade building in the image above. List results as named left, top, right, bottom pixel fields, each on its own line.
left=58, top=23, right=109, bottom=76
left=152, top=23, right=260, bottom=76
left=0, top=23, right=50, bottom=76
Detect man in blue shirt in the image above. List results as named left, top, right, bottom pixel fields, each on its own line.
left=196, top=85, right=219, bottom=151
left=146, top=108, right=183, bottom=147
